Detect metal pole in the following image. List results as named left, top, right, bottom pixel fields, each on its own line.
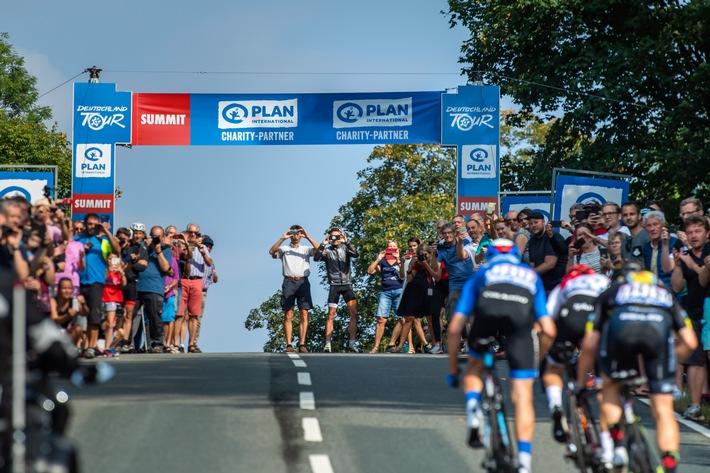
left=11, top=283, right=26, bottom=473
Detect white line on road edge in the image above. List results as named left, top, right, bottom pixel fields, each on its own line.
left=309, top=454, right=334, bottom=473
left=300, top=391, right=316, bottom=410
left=287, top=353, right=300, bottom=359
left=293, top=359, right=307, bottom=368
left=302, top=417, right=323, bottom=442
left=298, top=372, right=312, bottom=385
left=637, top=398, right=710, bottom=440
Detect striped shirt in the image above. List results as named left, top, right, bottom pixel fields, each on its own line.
left=187, top=245, right=211, bottom=278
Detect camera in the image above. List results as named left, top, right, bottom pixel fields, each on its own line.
left=118, top=237, right=127, bottom=246
left=289, top=229, right=300, bottom=235
left=417, top=253, right=427, bottom=262
left=151, top=236, right=161, bottom=246
left=329, top=235, right=340, bottom=242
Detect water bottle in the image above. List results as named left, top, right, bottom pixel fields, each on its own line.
left=403, top=341, right=409, bottom=353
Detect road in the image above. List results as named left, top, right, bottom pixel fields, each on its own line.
left=65, top=353, right=710, bottom=473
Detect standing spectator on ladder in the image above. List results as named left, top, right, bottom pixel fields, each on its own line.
left=197, top=235, right=217, bottom=345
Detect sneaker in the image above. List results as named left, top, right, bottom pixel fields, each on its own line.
left=612, top=446, right=629, bottom=472
left=349, top=344, right=362, bottom=353
left=428, top=343, right=441, bottom=354
left=188, top=345, right=202, bottom=354
left=683, top=404, right=704, bottom=421
left=423, top=343, right=433, bottom=352
left=177, top=345, right=185, bottom=353
left=152, top=345, right=164, bottom=354
left=551, top=405, right=566, bottom=443
left=672, top=386, right=684, bottom=401
left=284, top=346, right=295, bottom=353
left=467, top=408, right=484, bottom=448
left=386, top=345, right=402, bottom=353
left=298, top=345, right=309, bottom=353
left=324, top=342, right=332, bottom=353
left=83, top=347, right=96, bottom=359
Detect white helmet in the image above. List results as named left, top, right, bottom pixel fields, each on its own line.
left=130, top=222, right=146, bottom=233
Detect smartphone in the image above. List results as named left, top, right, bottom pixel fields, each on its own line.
left=549, top=220, right=562, bottom=227
left=667, top=225, right=679, bottom=234
left=99, top=215, right=110, bottom=223
left=599, top=247, right=608, bottom=258
left=72, top=298, right=80, bottom=311
left=486, top=202, right=496, bottom=215
left=573, top=238, right=586, bottom=250
left=110, top=256, right=120, bottom=270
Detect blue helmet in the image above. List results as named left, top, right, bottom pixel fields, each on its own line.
left=485, top=238, right=520, bottom=261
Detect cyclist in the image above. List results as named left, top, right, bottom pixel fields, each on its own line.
left=447, top=238, right=557, bottom=473
left=541, top=265, right=612, bottom=463
left=576, top=262, right=697, bottom=473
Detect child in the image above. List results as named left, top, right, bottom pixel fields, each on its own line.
left=101, top=252, right=126, bottom=353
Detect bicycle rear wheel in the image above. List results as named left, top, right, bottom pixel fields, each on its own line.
left=567, top=395, right=589, bottom=471
left=625, top=424, right=663, bottom=473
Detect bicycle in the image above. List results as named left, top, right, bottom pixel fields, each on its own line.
left=470, top=337, right=518, bottom=473
left=613, top=373, right=664, bottom=473
left=557, top=342, right=604, bottom=472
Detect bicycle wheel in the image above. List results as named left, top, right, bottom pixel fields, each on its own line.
left=578, top=397, right=604, bottom=472
left=625, top=424, right=663, bottom=473
left=567, top=395, right=589, bottom=471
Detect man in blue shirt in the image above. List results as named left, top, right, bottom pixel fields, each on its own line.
left=136, top=226, right=173, bottom=353
left=74, top=213, right=120, bottom=359
left=437, top=222, right=474, bottom=325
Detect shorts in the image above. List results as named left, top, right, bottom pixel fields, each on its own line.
left=80, top=283, right=104, bottom=326
left=281, top=278, right=313, bottom=311
left=548, top=295, right=596, bottom=365
left=122, top=280, right=138, bottom=307
left=162, top=296, right=176, bottom=323
left=102, top=302, right=120, bottom=312
left=467, top=310, right=538, bottom=380
left=75, top=315, right=88, bottom=331
left=682, top=318, right=705, bottom=367
left=446, top=289, right=462, bottom=320
left=599, top=312, right=676, bottom=394
left=327, top=284, right=356, bottom=308
left=180, top=278, right=203, bottom=317
left=376, top=288, right=402, bottom=318
left=430, top=279, right=449, bottom=319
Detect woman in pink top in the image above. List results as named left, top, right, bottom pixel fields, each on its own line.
left=54, top=240, right=85, bottom=297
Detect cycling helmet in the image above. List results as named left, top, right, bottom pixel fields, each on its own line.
left=130, top=222, right=146, bottom=233
left=611, top=261, right=644, bottom=282
left=561, top=264, right=596, bottom=287
left=485, top=238, right=520, bottom=261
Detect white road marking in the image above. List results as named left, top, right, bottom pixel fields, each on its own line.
left=302, top=417, right=323, bottom=442
left=298, top=372, right=312, bottom=385
left=287, top=353, right=300, bottom=359
left=637, top=398, right=710, bottom=440
left=293, top=359, right=307, bottom=368
left=309, top=454, right=334, bottom=473
left=300, top=391, right=316, bottom=410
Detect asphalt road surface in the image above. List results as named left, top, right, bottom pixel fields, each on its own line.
left=65, top=353, right=710, bottom=473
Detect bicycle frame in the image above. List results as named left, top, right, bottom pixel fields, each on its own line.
left=617, top=379, right=664, bottom=473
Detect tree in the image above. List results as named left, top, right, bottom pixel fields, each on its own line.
left=0, top=33, right=73, bottom=197
left=446, top=0, right=710, bottom=213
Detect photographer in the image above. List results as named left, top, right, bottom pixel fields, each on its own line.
left=367, top=240, right=405, bottom=353
left=181, top=223, right=211, bottom=353
left=115, top=225, right=148, bottom=353
left=0, top=199, right=30, bottom=280
left=73, top=213, right=120, bottom=359
left=269, top=225, right=319, bottom=352
left=22, top=224, right=56, bottom=318
left=136, top=226, right=173, bottom=353
left=314, top=227, right=360, bottom=353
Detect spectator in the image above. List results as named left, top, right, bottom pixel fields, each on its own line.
left=116, top=224, right=148, bottom=353
left=526, top=212, right=569, bottom=293
left=74, top=213, right=120, bottom=359
left=600, top=202, right=629, bottom=239
left=49, top=277, right=85, bottom=345
left=163, top=243, right=181, bottom=353
left=390, top=244, right=439, bottom=353
left=385, top=237, right=420, bottom=353
left=53, top=228, right=85, bottom=297
left=671, top=215, right=710, bottom=418
left=101, top=252, right=125, bottom=352
left=566, top=224, right=602, bottom=273
left=600, top=232, right=627, bottom=278
left=165, top=225, right=191, bottom=351
left=314, top=227, right=361, bottom=353
left=181, top=223, right=212, bottom=353
left=268, top=225, right=319, bottom=353
left=198, top=235, right=218, bottom=344
left=0, top=200, right=30, bottom=280
left=136, top=226, right=173, bottom=353
left=620, top=201, right=650, bottom=264
left=642, top=210, right=677, bottom=287
left=367, top=240, right=405, bottom=353
left=495, top=217, right=514, bottom=241
left=677, top=197, right=704, bottom=247
left=515, top=208, right=533, bottom=263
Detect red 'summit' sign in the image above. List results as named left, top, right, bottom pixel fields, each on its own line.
left=457, top=196, right=498, bottom=218
left=72, top=194, right=114, bottom=214
left=131, top=93, right=191, bottom=145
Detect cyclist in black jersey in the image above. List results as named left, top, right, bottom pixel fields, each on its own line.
left=576, top=263, right=697, bottom=473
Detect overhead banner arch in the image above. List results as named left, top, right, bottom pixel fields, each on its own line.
left=72, top=83, right=499, bottom=223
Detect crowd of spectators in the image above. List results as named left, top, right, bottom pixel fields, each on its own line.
left=0, top=195, right=218, bottom=359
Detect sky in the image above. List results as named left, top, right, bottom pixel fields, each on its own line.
left=2, top=0, right=470, bottom=352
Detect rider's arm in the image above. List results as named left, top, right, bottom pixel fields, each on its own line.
left=534, top=277, right=556, bottom=358
left=446, top=275, right=480, bottom=374
left=671, top=302, right=698, bottom=363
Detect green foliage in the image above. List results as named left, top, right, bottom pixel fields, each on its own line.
left=447, top=0, right=710, bottom=217
left=245, top=144, right=456, bottom=351
left=0, top=33, right=73, bottom=197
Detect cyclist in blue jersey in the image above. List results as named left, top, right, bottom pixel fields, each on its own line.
left=447, top=239, right=557, bottom=473
left=577, top=263, right=697, bottom=473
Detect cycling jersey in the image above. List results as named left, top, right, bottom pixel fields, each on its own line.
left=591, top=272, right=691, bottom=394
left=456, top=253, right=548, bottom=379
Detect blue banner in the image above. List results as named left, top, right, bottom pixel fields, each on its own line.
left=188, top=91, right=441, bottom=145
left=553, top=175, right=630, bottom=221
left=501, top=194, right=552, bottom=221
left=0, top=171, right=54, bottom=203
left=73, top=83, right=132, bottom=145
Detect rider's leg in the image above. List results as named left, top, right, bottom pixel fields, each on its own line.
left=510, top=377, right=535, bottom=472
left=650, top=393, right=681, bottom=471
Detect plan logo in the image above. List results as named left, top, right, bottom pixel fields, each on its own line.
left=75, top=144, right=112, bottom=178
left=461, top=145, right=496, bottom=179
left=218, top=100, right=298, bottom=129
left=333, top=98, right=412, bottom=129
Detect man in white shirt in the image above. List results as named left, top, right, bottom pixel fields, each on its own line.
left=269, top=225, right=319, bottom=353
